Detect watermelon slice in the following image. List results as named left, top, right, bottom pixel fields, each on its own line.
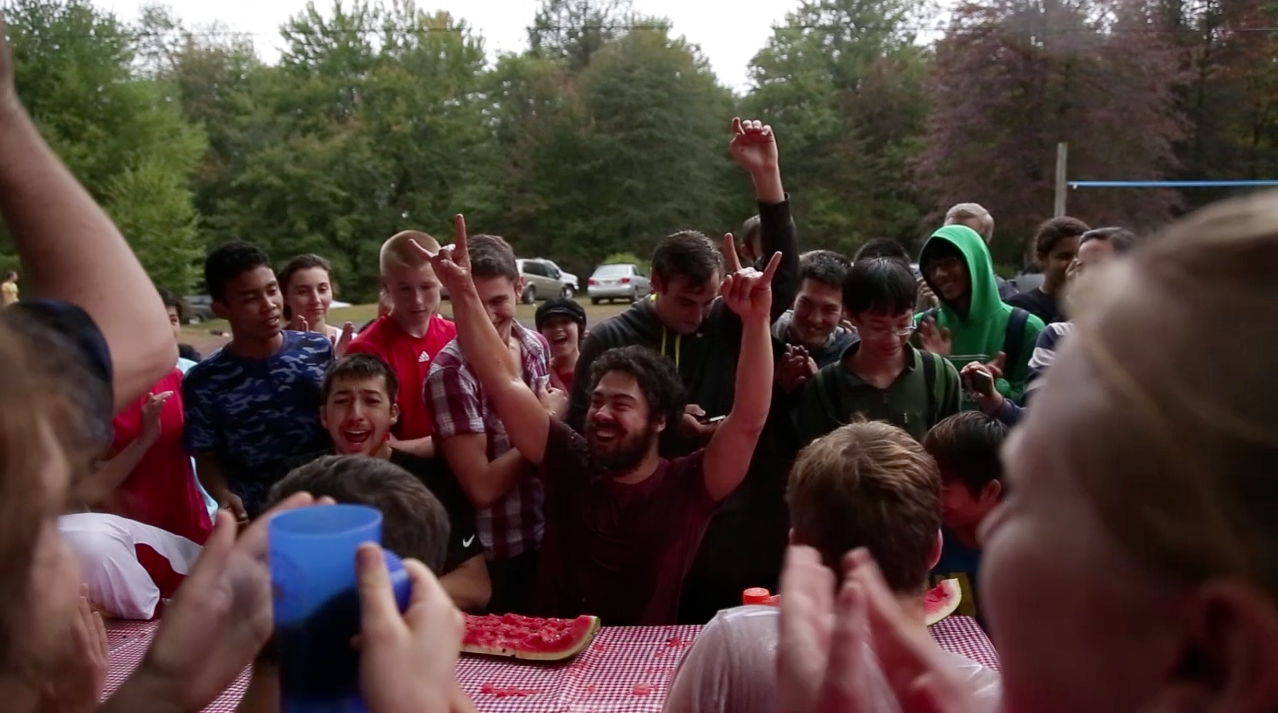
left=462, top=613, right=601, bottom=662
left=924, top=578, right=961, bottom=625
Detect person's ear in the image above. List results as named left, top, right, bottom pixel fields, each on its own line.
left=389, top=402, right=400, bottom=426
left=1148, top=580, right=1278, bottom=713
left=981, top=479, right=1003, bottom=506
left=929, top=530, right=943, bottom=570
left=653, top=414, right=667, bottom=435
left=319, top=406, right=329, bottom=430
left=211, top=300, right=229, bottom=320
left=650, top=272, right=665, bottom=295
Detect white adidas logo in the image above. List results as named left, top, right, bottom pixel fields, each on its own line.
left=418, top=352, right=430, bottom=363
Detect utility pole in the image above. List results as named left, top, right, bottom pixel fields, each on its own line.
left=1054, top=142, right=1068, bottom=217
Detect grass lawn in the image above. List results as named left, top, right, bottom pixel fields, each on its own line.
left=180, top=299, right=632, bottom=350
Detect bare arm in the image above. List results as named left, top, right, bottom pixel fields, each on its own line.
left=703, top=250, right=780, bottom=502
left=438, top=436, right=530, bottom=509
left=81, top=436, right=154, bottom=506
left=439, top=555, right=491, bottom=612
left=0, top=39, right=176, bottom=412
left=424, top=216, right=552, bottom=465
left=389, top=436, right=435, bottom=459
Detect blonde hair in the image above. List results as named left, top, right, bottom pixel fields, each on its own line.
left=379, top=230, right=440, bottom=275
left=944, top=202, right=994, bottom=243
left=787, top=420, right=940, bottom=593
left=1067, top=191, right=1278, bottom=596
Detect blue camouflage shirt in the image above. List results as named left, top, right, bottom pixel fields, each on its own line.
left=183, top=330, right=333, bottom=516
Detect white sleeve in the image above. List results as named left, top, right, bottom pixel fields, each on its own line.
left=58, top=513, right=202, bottom=620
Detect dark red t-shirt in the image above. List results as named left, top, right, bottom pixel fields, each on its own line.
left=534, top=420, right=717, bottom=625
left=347, top=314, right=457, bottom=441
left=106, top=369, right=212, bottom=544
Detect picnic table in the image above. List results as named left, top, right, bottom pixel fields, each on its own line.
left=104, top=615, right=999, bottom=712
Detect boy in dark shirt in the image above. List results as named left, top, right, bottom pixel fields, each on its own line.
left=283, top=353, right=490, bottom=612
left=183, top=242, right=333, bottom=519
left=924, top=411, right=1008, bottom=624
left=1006, top=217, right=1089, bottom=324
left=422, top=215, right=778, bottom=625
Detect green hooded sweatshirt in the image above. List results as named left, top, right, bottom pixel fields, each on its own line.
left=916, top=225, right=1045, bottom=404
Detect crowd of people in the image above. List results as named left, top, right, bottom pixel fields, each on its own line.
left=3, top=15, right=1278, bottom=713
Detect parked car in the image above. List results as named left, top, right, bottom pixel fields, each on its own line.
left=587, top=264, right=650, bottom=304
left=516, top=258, right=574, bottom=303
left=183, top=295, right=217, bottom=324
left=541, top=259, right=579, bottom=297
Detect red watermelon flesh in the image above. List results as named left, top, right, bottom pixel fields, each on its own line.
left=924, top=579, right=961, bottom=625
left=462, top=613, right=601, bottom=661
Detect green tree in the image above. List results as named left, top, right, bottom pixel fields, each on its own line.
left=528, top=0, right=631, bottom=70
left=575, top=25, right=738, bottom=262
left=744, top=0, right=932, bottom=256
left=4, top=0, right=207, bottom=291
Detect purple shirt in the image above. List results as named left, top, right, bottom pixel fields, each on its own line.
left=535, top=420, right=717, bottom=625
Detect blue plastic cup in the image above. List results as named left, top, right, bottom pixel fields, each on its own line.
left=270, top=504, right=412, bottom=713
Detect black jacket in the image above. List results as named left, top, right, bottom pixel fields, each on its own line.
left=566, top=198, right=800, bottom=434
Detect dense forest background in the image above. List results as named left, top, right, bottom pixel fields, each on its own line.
left=3, top=0, right=1276, bottom=301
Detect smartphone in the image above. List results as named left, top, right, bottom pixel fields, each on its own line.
left=968, top=370, right=995, bottom=396
left=698, top=414, right=727, bottom=424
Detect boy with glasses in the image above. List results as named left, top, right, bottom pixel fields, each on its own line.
left=799, top=258, right=960, bottom=442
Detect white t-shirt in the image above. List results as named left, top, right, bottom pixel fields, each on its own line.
left=59, top=512, right=202, bottom=620
left=664, top=606, right=1001, bottom=713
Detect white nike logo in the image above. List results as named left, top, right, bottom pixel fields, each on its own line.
left=462, top=536, right=476, bottom=548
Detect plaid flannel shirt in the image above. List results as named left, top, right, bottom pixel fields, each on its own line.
left=426, top=323, right=550, bottom=560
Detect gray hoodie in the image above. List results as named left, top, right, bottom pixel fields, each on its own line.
left=771, top=309, right=858, bottom=369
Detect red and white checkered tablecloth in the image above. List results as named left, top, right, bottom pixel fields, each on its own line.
left=104, top=614, right=998, bottom=712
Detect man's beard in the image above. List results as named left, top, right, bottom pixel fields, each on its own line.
left=587, top=422, right=659, bottom=478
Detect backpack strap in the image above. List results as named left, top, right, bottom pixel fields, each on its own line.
left=920, top=349, right=937, bottom=422
left=1002, top=308, right=1030, bottom=373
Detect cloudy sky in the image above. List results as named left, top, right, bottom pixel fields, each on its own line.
left=94, top=0, right=808, bottom=91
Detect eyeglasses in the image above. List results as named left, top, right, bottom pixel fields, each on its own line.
left=857, top=323, right=915, bottom=339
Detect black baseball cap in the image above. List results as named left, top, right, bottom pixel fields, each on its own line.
left=535, top=298, right=587, bottom=332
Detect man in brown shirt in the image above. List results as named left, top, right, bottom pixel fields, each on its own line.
left=420, top=215, right=778, bottom=625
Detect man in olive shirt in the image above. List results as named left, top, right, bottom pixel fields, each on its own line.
left=800, top=257, right=961, bottom=442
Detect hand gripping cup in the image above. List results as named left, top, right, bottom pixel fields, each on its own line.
left=270, top=504, right=411, bottom=713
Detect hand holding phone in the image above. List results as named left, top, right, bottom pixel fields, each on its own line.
left=967, top=369, right=995, bottom=396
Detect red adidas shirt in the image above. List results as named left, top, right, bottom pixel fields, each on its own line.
left=106, top=369, right=212, bottom=545
left=348, top=314, right=457, bottom=440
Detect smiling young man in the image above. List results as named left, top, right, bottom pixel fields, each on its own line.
left=182, top=242, right=333, bottom=520
left=283, top=353, right=489, bottom=611
left=426, top=232, right=554, bottom=614
left=1006, top=216, right=1089, bottom=324
left=799, top=257, right=960, bottom=443
left=773, top=250, right=856, bottom=369
left=566, top=118, right=798, bottom=439
left=915, top=224, right=1045, bottom=408
left=346, top=231, right=457, bottom=458
left=427, top=216, right=777, bottom=625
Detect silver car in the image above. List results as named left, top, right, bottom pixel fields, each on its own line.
left=517, top=258, right=573, bottom=303
left=541, top=259, right=579, bottom=298
left=587, top=263, right=650, bottom=304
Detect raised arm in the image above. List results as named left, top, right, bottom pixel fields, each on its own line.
left=419, top=216, right=552, bottom=465
left=0, top=21, right=177, bottom=412
left=703, top=243, right=780, bottom=502
left=730, top=118, right=799, bottom=321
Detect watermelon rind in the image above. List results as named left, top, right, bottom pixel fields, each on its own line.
left=924, top=578, right=961, bottom=626
left=461, top=614, right=601, bottom=662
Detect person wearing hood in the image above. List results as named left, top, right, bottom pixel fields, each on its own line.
left=915, top=225, right=1045, bottom=409
left=566, top=117, right=799, bottom=438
